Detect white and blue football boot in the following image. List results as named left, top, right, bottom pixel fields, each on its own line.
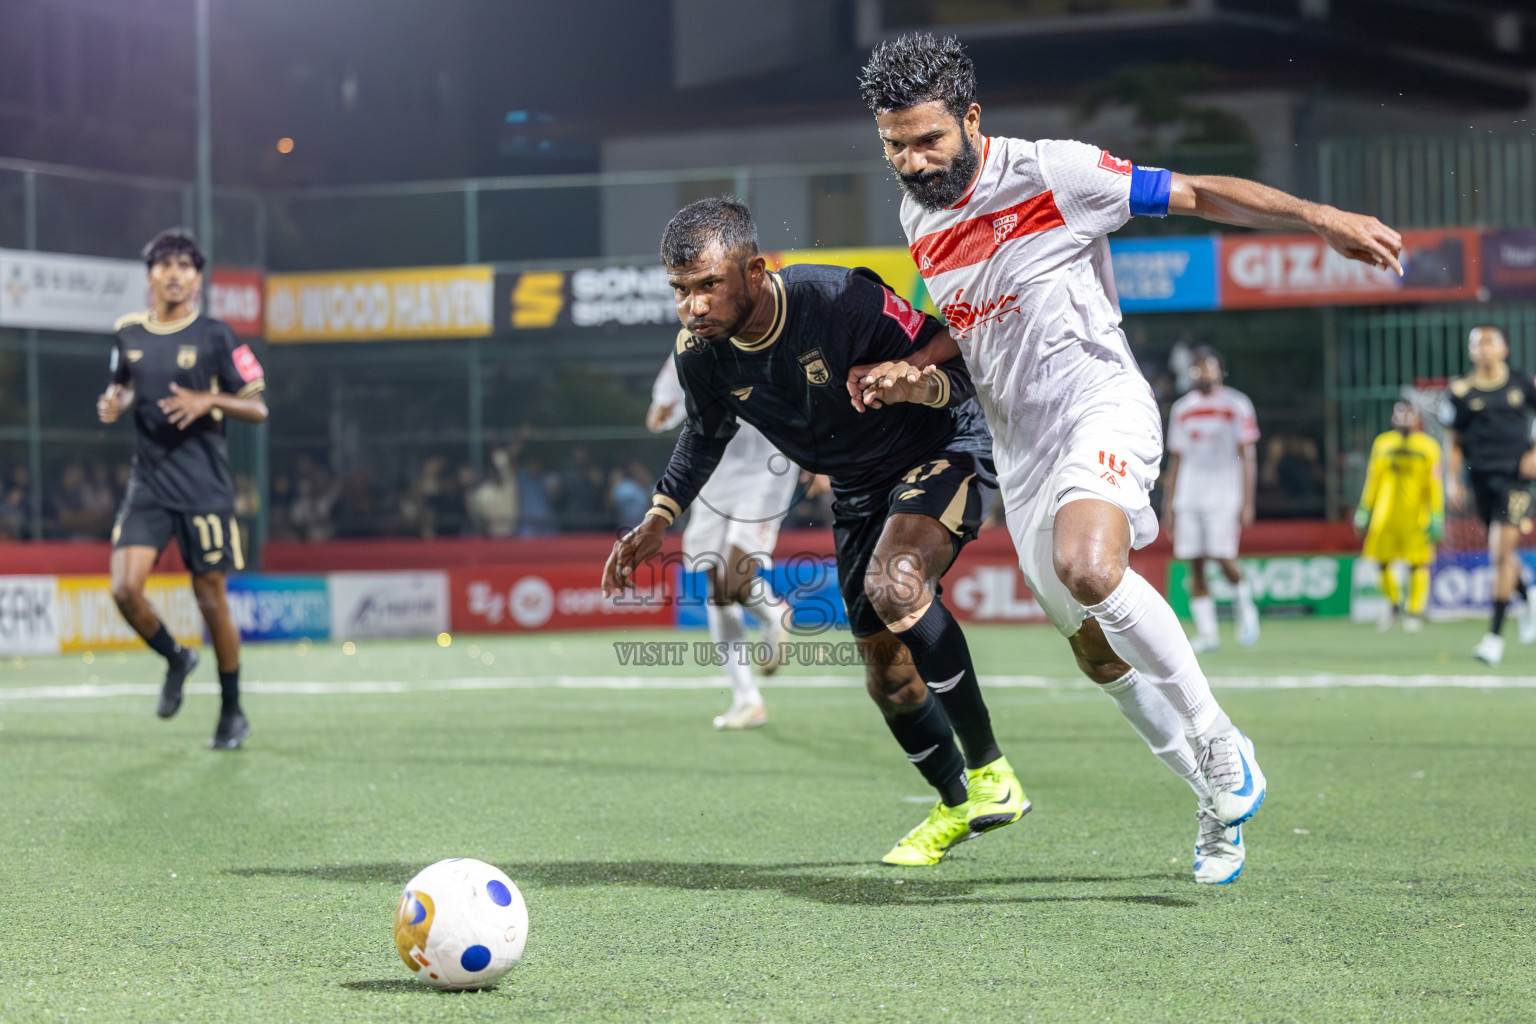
left=1200, top=728, right=1266, bottom=827
left=1193, top=805, right=1244, bottom=884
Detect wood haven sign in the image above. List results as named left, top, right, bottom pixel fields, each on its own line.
left=265, top=265, right=493, bottom=342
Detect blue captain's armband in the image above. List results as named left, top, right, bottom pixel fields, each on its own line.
left=1130, top=166, right=1172, bottom=217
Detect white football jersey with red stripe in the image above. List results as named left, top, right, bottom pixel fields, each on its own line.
left=900, top=135, right=1170, bottom=508
left=1166, top=386, right=1260, bottom=513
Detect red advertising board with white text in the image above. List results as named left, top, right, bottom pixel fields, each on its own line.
left=1217, top=227, right=1480, bottom=308
left=209, top=267, right=264, bottom=338
left=450, top=565, right=672, bottom=632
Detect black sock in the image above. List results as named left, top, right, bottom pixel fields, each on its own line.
left=218, top=667, right=241, bottom=716
left=893, top=600, right=1000, bottom=769
left=1492, top=601, right=1509, bottom=636
left=1517, top=579, right=1529, bottom=603
left=146, top=625, right=182, bottom=662
left=882, top=694, right=967, bottom=806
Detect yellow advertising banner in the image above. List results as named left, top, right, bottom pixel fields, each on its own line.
left=766, top=246, right=936, bottom=314
left=57, top=575, right=203, bottom=652
left=265, top=265, right=494, bottom=342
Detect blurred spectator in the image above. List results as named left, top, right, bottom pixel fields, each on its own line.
left=407, top=455, right=462, bottom=539
left=267, top=474, right=297, bottom=541
left=517, top=457, right=558, bottom=538
left=51, top=462, right=113, bottom=540
left=555, top=445, right=609, bottom=532
left=470, top=446, right=520, bottom=538
left=0, top=464, right=30, bottom=539
left=234, top=472, right=261, bottom=520
left=289, top=459, right=341, bottom=543
left=333, top=467, right=379, bottom=539
left=609, top=459, right=651, bottom=526
left=1260, top=434, right=1326, bottom=509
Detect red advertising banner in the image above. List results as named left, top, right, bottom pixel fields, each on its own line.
left=209, top=267, right=265, bottom=337
left=450, top=564, right=672, bottom=633
left=1217, top=228, right=1480, bottom=308
left=1483, top=229, right=1536, bottom=297
left=945, top=558, right=1049, bottom=625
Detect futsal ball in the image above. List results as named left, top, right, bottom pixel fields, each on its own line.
left=394, top=858, right=528, bottom=990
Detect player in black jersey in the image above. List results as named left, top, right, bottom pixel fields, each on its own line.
left=1440, top=326, right=1536, bottom=666
left=602, top=198, right=1025, bottom=865
left=96, top=229, right=268, bottom=748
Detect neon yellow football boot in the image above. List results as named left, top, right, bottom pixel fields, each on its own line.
left=965, top=756, right=1031, bottom=834
left=881, top=799, right=973, bottom=866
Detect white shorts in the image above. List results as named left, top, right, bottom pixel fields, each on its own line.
left=1172, top=509, right=1241, bottom=560
left=683, top=443, right=799, bottom=571
left=1003, top=400, right=1164, bottom=637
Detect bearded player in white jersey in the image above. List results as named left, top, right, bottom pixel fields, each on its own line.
left=1164, top=347, right=1262, bottom=653
left=851, top=34, right=1402, bottom=883
left=648, top=354, right=796, bottom=729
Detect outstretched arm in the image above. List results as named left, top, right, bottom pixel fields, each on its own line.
left=1168, top=174, right=1403, bottom=275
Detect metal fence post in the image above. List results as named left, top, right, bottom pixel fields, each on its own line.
left=464, top=183, right=480, bottom=264
left=22, top=169, right=42, bottom=540
left=1322, top=306, right=1341, bottom=521
left=467, top=339, right=485, bottom=480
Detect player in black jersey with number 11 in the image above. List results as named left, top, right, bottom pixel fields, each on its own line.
left=97, top=230, right=268, bottom=748
left=1440, top=326, right=1536, bottom=666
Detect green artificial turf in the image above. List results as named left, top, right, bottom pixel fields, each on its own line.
left=2, top=619, right=1533, bottom=1023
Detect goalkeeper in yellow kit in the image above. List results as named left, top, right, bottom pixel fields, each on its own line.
left=1355, top=401, right=1445, bottom=631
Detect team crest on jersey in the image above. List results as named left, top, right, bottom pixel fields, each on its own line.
left=1510, top=389, right=1524, bottom=407
left=992, top=213, right=1018, bottom=245
left=176, top=345, right=198, bottom=369
left=798, top=349, right=830, bottom=386
left=127, top=349, right=144, bottom=362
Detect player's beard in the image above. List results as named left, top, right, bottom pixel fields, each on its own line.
left=895, top=130, right=981, bottom=212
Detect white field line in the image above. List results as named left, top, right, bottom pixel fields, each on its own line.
left=1, top=672, right=1535, bottom=704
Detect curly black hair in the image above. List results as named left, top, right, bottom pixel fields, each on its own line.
left=141, top=228, right=206, bottom=272
left=659, top=196, right=759, bottom=269
left=858, top=33, right=975, bottom=123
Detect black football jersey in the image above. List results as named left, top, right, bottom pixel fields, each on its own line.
left=1438, top=367, right=1536, bottom=473
left=110, top=311, right=266, bottom=511
left=654, top=264, right=991, bottom=516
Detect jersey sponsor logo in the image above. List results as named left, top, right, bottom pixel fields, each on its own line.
left=731, top=387, right=754, bottom=401
left=176, top=345, right=198, bottom=369
left=127, top=349, right=144, bottom=362
left=880, top=288, right=926, bottom=342
left=231, top=344, right=264, bottom=384
left=1097, top=151, right=1134, bottom=176
left=908, top=192, right=1065, bottom=278
left=798, top=349, right=830, bottom=386
left=940, top=288, right=1020, bottom=336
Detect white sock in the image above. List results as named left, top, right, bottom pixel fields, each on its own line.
left=744, top=589, right=789, bottom=634
left=1085, top=568, right=1232, bottom=742
left=1235, top=579, right=1256, bottom=618
left=706, top=603, right=761, bottom=708
left=1190, top=594, right=1219, bottom=641
left=1100, top=669, right=1209, bottom=800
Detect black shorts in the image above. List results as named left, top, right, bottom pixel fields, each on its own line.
left=1469, top=469, right=1535, bottom=534
left=112, top=497, right=245, bottom=575
left=832, top=449, right=997, bottom=638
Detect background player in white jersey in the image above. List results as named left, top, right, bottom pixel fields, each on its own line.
left=648, top=355, right=796, bottom=729
left=853, top=34, right=1402, bottom=883
left=1163, top=347, right=1261, bottom=653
